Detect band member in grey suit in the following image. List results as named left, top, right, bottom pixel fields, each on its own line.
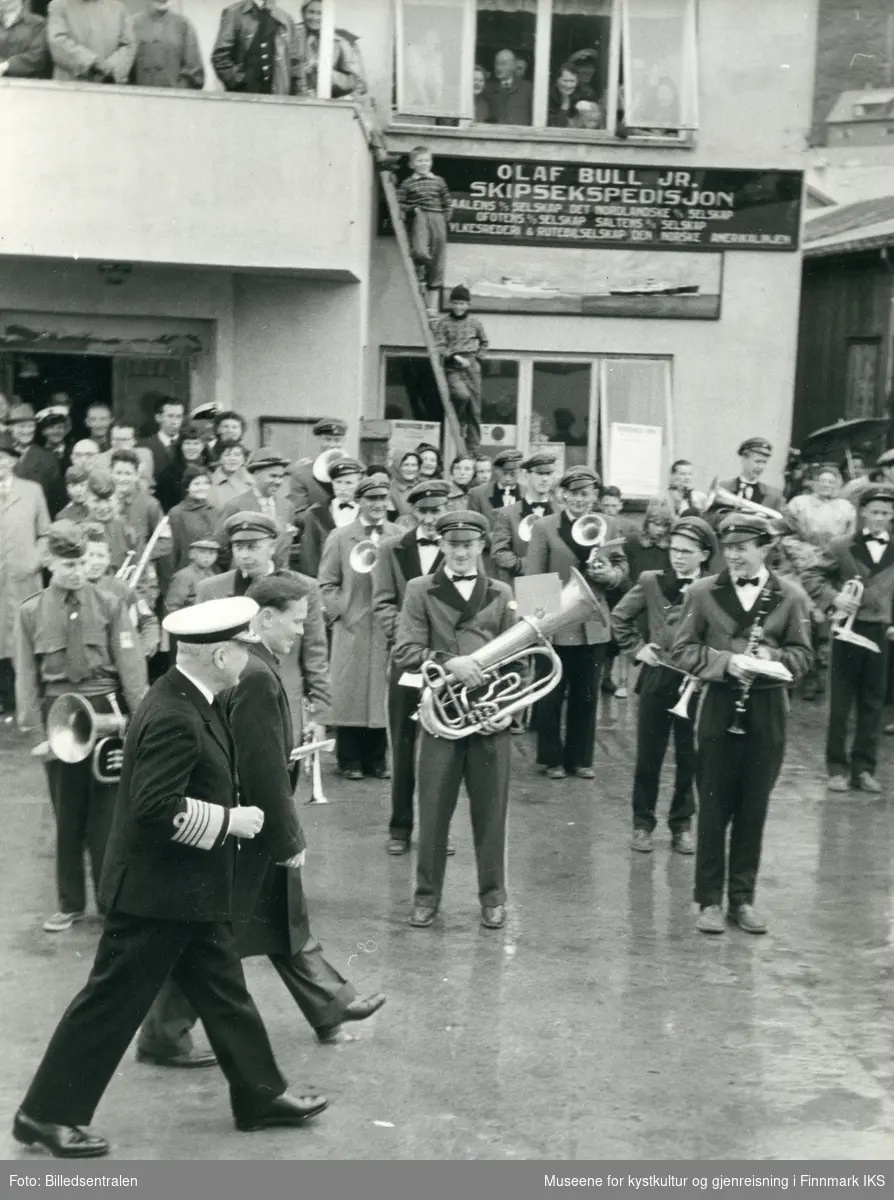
left=490, top=451, right=558, bottom=584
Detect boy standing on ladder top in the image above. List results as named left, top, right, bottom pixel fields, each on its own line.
left=397, top=145, right=452, bottom=317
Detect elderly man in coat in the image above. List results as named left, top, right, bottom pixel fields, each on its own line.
left=47, top=0, right=136, bottom=82
left=0, top=434, right=50, bottom=716
left=318, top=476, right=400, bottom=780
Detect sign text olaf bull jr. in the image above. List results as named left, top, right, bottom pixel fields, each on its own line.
left=385, top=156, right=803, bottom=253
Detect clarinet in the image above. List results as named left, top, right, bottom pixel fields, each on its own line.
left=727, top=585, right=773, bottom=736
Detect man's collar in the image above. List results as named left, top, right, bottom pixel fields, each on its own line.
left=175, top=664, right=215, bottom=706
left=1, top=4, right=23, bottom=27
left=157, top=431, right=172, bottom=447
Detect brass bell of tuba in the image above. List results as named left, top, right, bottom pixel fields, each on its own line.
left=518, top=513, right=537, bottom=543
left=417, top=568, right=599, bottom=740
left=704, top=478, right=782, bottom=521
left=47, top=693, right=127, bottom=776
left=312, top=447, right=351, bottom=484
left=349, top=540, right=379, bottom=574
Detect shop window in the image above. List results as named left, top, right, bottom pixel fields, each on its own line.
left=384, top=353, right=519, bottom=451
left=530, top=361, right=592, bottom=468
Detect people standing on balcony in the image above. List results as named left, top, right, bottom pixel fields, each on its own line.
left=432, top=285, right=489, bottom=454
left=0, top=0, right=50, bottom=79
left=131, top=0, right=203, bottom=90
left=211, top=0, right=301, bottom=96
left=483, top=49, right=532, bottom=126
left=397, top=145, right=452, bottom=317
left=296, top=0, right=365, bottom=99
left=472, top=64, right=490, bottom=123
left=46, top=0, right=136, bottom=83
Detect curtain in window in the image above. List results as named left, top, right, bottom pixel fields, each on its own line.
left=622, top=0, right=698, bottom=129
left=396, top=0, right=476, bottom=117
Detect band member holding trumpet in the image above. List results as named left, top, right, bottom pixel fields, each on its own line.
left=525, top=466, right=628, bottom=779
left=392, top=510, right=517, bottom=929
left=490, top=451, right=558, bottom=584
left=318, top=476, right=400, bottom=780
left=802, top=485, right=894, bottom=794
left=468, top=447, right=524, bottom=525
left=671, top=514, right=813, bottom=935
left=372, top=478, right=449, bottom=854
left=297, top=456, right=363, bottom=579
left=14, top=520, right=148, bottom=934
left=611, top=516, right=718, bottom=855
left=707, top=437, right=786, bottom=520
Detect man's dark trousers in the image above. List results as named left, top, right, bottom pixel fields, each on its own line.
left=388, top=667, right=419, bottom=842
left=826, top=622, right=887, bottom=780
left=632, top=682, right=696, bottom=834
left=536, top=643, right=605, bottom=771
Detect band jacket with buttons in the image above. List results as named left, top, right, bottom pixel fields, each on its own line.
left=491, top=498, right=558, bottom=582
left=47, top=0, right=137, bottom=83
left=372, top=526, right=444, bottom=648
left=801, top=531, right=894, bottom=626
left=669, top=569, right=813, bottom=692
left=14, top=581, right=148, bottom=734
left=0, top=10, right=51, bottom=77
left=523, top=512, right=629, bottom=646
left=392, top=568, right=516, bottom=675
left=467, top=478, right=522, bottom=526
left=197, top=568, right=331, bottom=732
left=99, top=669, right=239, bottom=923
left=211, top=0, right=302, bottom=95
left=318, top=518, right=401, bottom=728
left=611, top=567, right=705, bottom=699
left=0, top=477, right=50, bottom=661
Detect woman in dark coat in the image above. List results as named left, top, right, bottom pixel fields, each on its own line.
left=166, top=465, right=217, bottom=571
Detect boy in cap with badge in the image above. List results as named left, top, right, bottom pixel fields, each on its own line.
left=612, top=516, right=718, bottom=855
left=166, top=538, right=220, bottom=613
left=709, top=437, right=786, bottom=518
left=298, top=455, right=363, bottom=578
left=468, top=448, right=524, bottom=525
left=318, top=476, right=401, bottom=779
left=288, top=418, right=349, bottom=516
left=14, top=520, right=148, bottom=934
left=491, top=451, right=558, bottom=583
left=393, top=509, right=517, bottom=929
left=14, top=596, right=330, bottom=1159
left=803, top=484, right=894, bottom=794
left=671, top=513, right=813, bottom=935
left=432, top=285, right=490, bottom=453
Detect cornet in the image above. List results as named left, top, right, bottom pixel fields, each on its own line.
left=46, top=693, right=127, bottom=782
left=652, top=655, right=702, bottom=721
left=349, top=540, right=379, bottom=574
left=831, top=578, right=880, bottom=654
left=570, top=513, right=625, bottom=572
left=704, top=478, right=782, bottom=521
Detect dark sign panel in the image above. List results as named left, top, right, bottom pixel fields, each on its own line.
left=383, top=157, right=804, bottom=252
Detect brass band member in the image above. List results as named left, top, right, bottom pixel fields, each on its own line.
left=298, top=456, right=362, bottom=579
left=708, top=437, right=786, bottom=518
left=611, top=517, right=717, bottom=855
left=15, top=521, right=148, bottom=934
left=468, top=448, right=523, bottom=525
left=802, top=484, right=894, bottom=794
left=666, top=459, right=707, bottom=516
left=287, top=418, right=348, bottom=516
left=393, top=510, right=516, bottom=930
left=525, top=466, right=628, bottom=780
left=372, top=478, right=448, bottom=855
left=490, top=451, right=558, bottom=584
left=671, top=514, right=813, bottom=935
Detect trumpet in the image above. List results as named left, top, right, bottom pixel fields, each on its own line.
left=118, top=517, right=170, bottom=592
left=349, top=540, right=379, bottom=574
left=831, top=578, right=880, bottom=654
left=46, top=692, right=127, bottom=782
left=299, top=699, right=330, bottom=804
left=312, top=447, right=350, bottom=484
left=651, top=655, right=702, bottom=721
left=704, top=479, right=782, bottom=521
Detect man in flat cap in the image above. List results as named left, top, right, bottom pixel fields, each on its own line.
left=803, top=485, right=894, bottom=795
left=14, top=597, right=329, bottom=1159
left=525, top=466, right=629, bottom=779
left=297, top=456, right=362, bottom=579
left=468, top=448, right=524, bottom=526
left=288, top=418, right=349, bottom=517
left=9, top=400, right=65, bottom=517
left=671, top=513, right=812, bottom=935
left=319, top=477, right=400, bottom=779
left=15, top=520, right=148, bottom=935
left=709, top=437, right=786, bottom=521
left=393, top=509, right=517, bottom=929
left=612, top=517, right=718, bottom=855
left=214, top=448, right=296, bottom=570
left=373, top=478, right=451, bottom=855
left=0, top=433, right=50, bottom=718
left=432, top=285, right=490, bottom=453
left=491, top=451, right=558, bottom=584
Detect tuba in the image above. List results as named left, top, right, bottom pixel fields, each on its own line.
left=349, top=540, right=379, bottom=574
left=313, top=447, right=350, bottom=484
left=47, top=693, right=127, bottom=782
left=704, top=478, right=782, bottom=521
left=417, top=568, right=598, bottom=740
left=831, top=578, right=880, bottom=654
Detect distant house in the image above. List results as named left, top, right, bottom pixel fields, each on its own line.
left=825, top=88, right=894, bottom=147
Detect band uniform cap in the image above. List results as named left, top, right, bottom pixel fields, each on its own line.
left=717, top=512, right=773, bottom=545
left=858, top=484, right=894, bottom=508
left=737, top=437, right=772, bottom=457
left=8, top=401, right=35, bottom=423
left=190, top=538, right=220, bottom=552
left=493, top=449, right=524, bottom=469
left=313, top=418, right=347, bottom=437
left=87, top=469, right=115, bottom=499
left=0, top=432, right=20, bottom=459
left=435, top=509, right=488, bottom=540
left=408, top=479, right=451, bottom=507
left=875, top=449, right=894, bottom=468
left=246, top=448, right=290, bottom=474
left=163, top=596, right=260, bottom=644
left=671, top=516, right=716, bottom=554
left=224, top=511, right=281, bottom=542
left=191, top=402, right=220, bottom=420
left=328, top=457, right=363, bottom=480
left=355, top=476, right=390, bottom=500
left=559, top=465, right=599, bottom=492
left=35, top=404, right=69, bottom=426
left=521, top=451, right=557, bottom=473
left=46, top=520, right=87, bottom=560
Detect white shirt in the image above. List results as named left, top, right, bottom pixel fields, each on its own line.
left=416, top=529, right=440, bottom=575
left=445, top=567, right=478, bottom=601
left=733, top=565, right=769, bottom=613
left=862, top=528, right=889, bottom=564
left=157, top=431, right=173, bottom=449
left=498, top=487, right=517, bottom=507
left=176, top=665, right=215, bottom=706
left=737, top=477, right=757, bottom=500
left=331, top=499, right=358, bottom=528
left=253, top=489, right=277, bottom=524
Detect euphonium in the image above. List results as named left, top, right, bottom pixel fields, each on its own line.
left=417, top=567, right=599, bottom=740
left=349, top=540, right=379, bottom=574
left=46, top=693, right=127, bottom=781
left=704, top=478, right=781, bottom=521
left=831, top=578, right=880, bottom=654
left=312, top=447, right=350, bottom=484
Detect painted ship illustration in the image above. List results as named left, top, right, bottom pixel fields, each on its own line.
left=473, top=276, right=563, bottom=298
left=609, top=279, right=701, bottom=296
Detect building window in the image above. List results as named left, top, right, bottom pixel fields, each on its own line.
left=845, top=340, right=881, bottom=420
left=530, top=360, right=592, bottom=468
left=393, top=0, right=698, bottom=139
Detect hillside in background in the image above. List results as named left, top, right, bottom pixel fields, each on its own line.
left=812, top=0, right=894, bottom=143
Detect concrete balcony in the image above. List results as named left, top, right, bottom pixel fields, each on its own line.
left=0, top=80, right=372, bottom=278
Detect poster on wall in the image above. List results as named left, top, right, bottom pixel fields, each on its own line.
left=480, top=423, right=518, bottom=448
left=390, top=418, right=443, bottom=459
left=608, top=423, right=664, bottom=497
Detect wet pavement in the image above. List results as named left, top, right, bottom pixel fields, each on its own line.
left=1, top=694, right=892, bottom=1161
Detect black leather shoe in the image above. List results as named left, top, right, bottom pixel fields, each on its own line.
left=481, top=904, right=506, bottom=929
left=409, top=905, right=437, bottom=927
left=136, top=1048, right=218, bottom=1068
left=317, top=993, right=386, bottom=1042
left=13, top=1110, right=109, bottom=1158
left=234, top=1092, right=329, bottom=1131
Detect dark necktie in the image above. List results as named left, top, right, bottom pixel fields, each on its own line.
left=64, top=591, right=90, bottom=684
left=735, top=576, right=760, bottom=588
left=338, top=501, right=354, bottom=511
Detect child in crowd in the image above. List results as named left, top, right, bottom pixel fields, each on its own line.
left=432, top=285, right=490, bottom=454
left=57, top=465, right=90, bottom=523
left=165, top=538, right=220, bottom=613
left=474, top=453, right=493, bottom=487
left=167, top=465, right=217, bottom=571
left=397, top=145, right=452, bottom=316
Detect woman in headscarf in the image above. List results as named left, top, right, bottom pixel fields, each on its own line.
left=389, top=449, right=422, bottom=521
left=786, top=464, right=856, bottom=549
left=416, top=442, right=443, bottom=479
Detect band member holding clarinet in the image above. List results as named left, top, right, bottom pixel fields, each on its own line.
left=671, top=513, right=813, bottom=935
left=611, top=516, right=717, bottom=855
left=802, top=484, right=894, bottom=794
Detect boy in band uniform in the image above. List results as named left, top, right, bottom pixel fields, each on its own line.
left=467, top=448, right=524, bottom=526
left=288, top=418, right=348, bottom=516
left=490, top=451, right=558, bottom=584
left=708, top=436, right=786, bottom=519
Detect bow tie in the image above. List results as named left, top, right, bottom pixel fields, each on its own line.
left=450, top=573, right=478, bottom=583
left=864, top=532, right=888, bottom=544
left=363, top=524, right=383, bottom=533
left=337, top=501, right=355, bottom=510
left=735, top=576, right=760, bottom=588
left=530, top=504, right=546, bottom=514
left=418, top=537, right=440, bottom=547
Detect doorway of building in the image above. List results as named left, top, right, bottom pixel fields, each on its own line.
left=10, top=353, right=113, bottom=441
